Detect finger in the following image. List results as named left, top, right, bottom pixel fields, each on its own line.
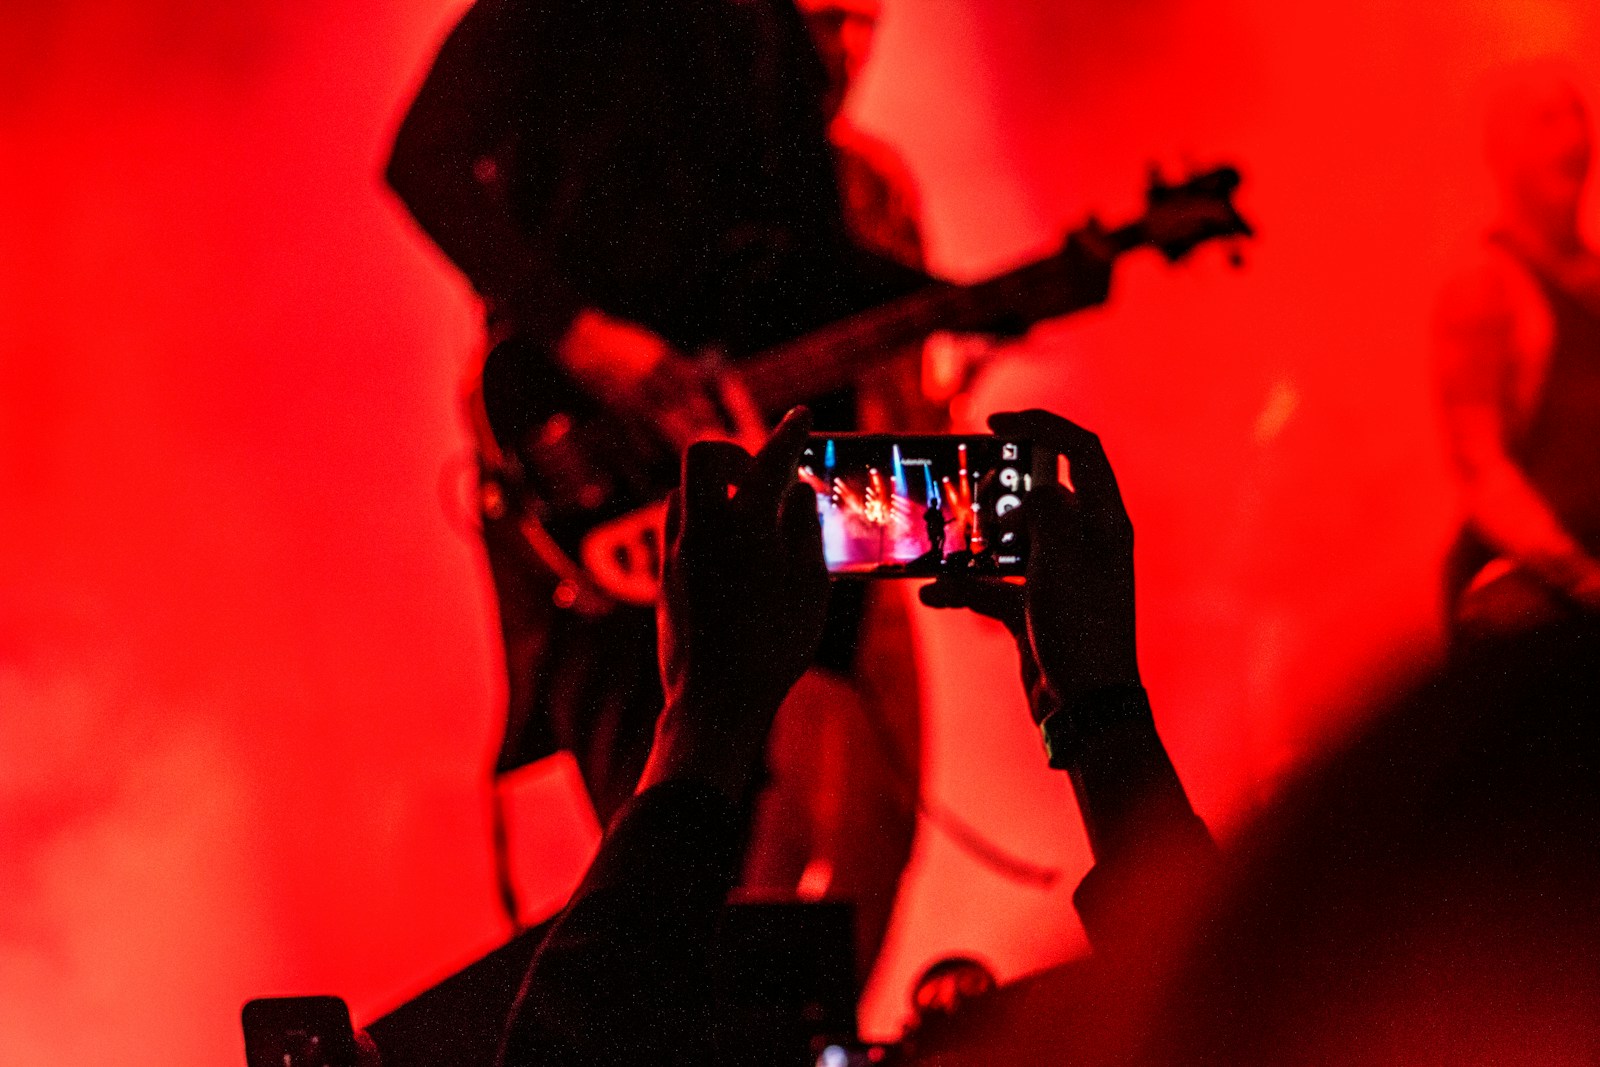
left=682, top=438, right=751, bottom=531
left=988, top=410, right=1128, bottom=537
left=778, top=478, right=826, bottom=583
left=987, top=408, right=1088, bottom=457
left=737, top=406, right=813, bottom=521
left=919, top=576, right=1025, bottom=632
left=1020, top=487, right=1081, bottom=606
left=1025, top=483, right=1087, bottom=557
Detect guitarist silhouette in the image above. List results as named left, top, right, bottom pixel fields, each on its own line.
left=387, top=0, right=1131, bottom=972
left=385, top=0, right=1257, bottom=984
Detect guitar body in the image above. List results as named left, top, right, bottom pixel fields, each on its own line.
left=480, top=335, right=682, bottom=606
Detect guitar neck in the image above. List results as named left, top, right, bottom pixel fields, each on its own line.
left=738, top=220, right=1146, bottom=415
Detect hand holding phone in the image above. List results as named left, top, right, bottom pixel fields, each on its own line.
left=918, top=410, right=1141, bottom=723
left=640, top=408, right=830, bottom=804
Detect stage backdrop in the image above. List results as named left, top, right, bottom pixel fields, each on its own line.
left=3, top=0, right=1597, bottom=1061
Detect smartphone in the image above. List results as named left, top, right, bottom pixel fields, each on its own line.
left=242, top=996, right=360, bottom=1067
left=801, top=433, right=1042, bottom=577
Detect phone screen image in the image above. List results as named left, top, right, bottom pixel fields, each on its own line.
left=801, top=434, right=1033, bottom=576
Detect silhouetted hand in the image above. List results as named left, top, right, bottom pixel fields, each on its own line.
left=921, top=409, right=1140, bottom=725
left=638, top=407, right=830, bottom=803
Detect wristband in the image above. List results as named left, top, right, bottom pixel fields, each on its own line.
left=1040, top=684, right=1152, bottom=770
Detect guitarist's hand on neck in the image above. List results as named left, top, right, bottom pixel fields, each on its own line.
left=557, top=308, right=675, bottom=394
left=558, top=308, right=754, bottom=451
left=1057, top=219, right=1117, bottom=321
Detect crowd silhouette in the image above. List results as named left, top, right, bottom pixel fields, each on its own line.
left=472, top=401, right=1600, bottom=1067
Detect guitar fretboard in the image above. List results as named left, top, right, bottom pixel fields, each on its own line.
left=738, top=221, right=1146, bottom=415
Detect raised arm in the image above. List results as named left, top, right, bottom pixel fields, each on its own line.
left=1435, top=261, right=1600, bottom=609
left=499, top=409, right=830, bottom=1066
left=920, top=410, right=1214, bottom=957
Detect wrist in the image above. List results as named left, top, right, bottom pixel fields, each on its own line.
left=1050, top=685, right=1198, bottom=865
left=1039, top=683, right=1153, bottom=771
left=1035, top=626, right=1140, bottom=717
left=637, top=689, right=782, bottom=805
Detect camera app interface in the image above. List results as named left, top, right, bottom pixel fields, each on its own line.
left=801, top=435, right=1031, bottom=576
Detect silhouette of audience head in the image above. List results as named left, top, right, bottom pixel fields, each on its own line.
left=1140, top=620, right=1600, bottom=1065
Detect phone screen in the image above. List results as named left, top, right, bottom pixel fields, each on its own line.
left=801, top=434, right=1033, bottom=577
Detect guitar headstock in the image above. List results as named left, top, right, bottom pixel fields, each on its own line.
left=1137, top=165, right=1253, bottom=262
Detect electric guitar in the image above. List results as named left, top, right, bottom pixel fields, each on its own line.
left=482, top=166, right=1253, bottom=610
